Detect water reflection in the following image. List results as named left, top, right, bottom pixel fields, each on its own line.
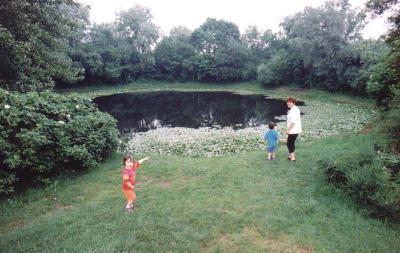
left=93, top=91, right=295, bottom=134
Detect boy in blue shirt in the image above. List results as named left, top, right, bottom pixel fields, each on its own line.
left=264, top=122, right=286, bottom=161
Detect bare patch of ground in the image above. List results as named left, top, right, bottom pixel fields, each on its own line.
left=242, top=227, right=315, bottom=253
left=155, top=176, right=201, bottom=189
left=331, top=97, right=359, bottom=105
left=9, top=219, right=26, bottom=230
left=201, top=228, right=314, bottom=252
left=156, top=181, right=175, bottom=188
left=257, top=181, right=268, bottom=186
left=136, top=175, right=155, bottom=185
left=54, top=204, right=73, bottom=210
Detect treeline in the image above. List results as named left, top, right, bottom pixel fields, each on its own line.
left=0, top=0, right=391, bottom=96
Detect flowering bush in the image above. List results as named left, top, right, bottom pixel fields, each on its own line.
left=0, top=89, right=119, bottom=195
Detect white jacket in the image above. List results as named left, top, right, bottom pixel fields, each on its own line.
left=287, top=105, right=302, bottom=134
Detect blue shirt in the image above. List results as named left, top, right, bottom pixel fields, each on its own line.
left=264, top=129, right=279, bottom=147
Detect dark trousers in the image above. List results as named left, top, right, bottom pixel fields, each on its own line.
left=287, top=134, right=298, bottom=153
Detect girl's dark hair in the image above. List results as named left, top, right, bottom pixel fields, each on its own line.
left=123, top=154, right=135, bottom=166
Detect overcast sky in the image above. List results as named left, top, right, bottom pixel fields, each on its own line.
left=77, top=0, right=388, bottom=39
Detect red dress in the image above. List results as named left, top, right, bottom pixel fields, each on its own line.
left=122, top=162, right=139, bottom=201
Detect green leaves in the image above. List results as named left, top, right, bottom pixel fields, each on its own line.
left=0, top=0, right=86, bottom=92
left=0, top=88, right=119, bottom=195
left=278, top=0, right=367, bottom=91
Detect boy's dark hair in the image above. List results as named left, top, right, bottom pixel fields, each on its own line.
left=123, top=154, right=135, bottom=166
left=268, top=122, right=275, bottom=129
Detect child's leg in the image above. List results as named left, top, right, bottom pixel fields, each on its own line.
left=124, top=189, right=136, bottom=209
left=268, top=152, right=272, bottom=160
left=126, top=200, right=133, bottom=208
left=272, top=152, right=276, bottom=159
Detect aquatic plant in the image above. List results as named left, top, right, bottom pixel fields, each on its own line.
left=125, top=96, right=376, bottom=157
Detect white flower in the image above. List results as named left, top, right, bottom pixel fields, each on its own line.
left=57, top=120, right=65, bottom=124
left=4, top=104, right=10, bottom=109
left=75, top=105, right=80, bottom=109
left=66, top=114, right=71, bottom=119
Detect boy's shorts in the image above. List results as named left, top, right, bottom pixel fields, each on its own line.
left=268, top=146, right=278, bottom=152
left=123, top=189, right=136, bottom=201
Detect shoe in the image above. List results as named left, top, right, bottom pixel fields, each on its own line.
left=124, top=206, right=137, bottom=211
left=268, top=159, right=271, bottom=162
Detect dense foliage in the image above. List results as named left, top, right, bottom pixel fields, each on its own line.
left=0, top=88, right=119, bottom=195
left=366, top=0, right=400, bottom=152
left=74, top=5, right=159, bottom=85
left=1, top=0, right=391, bottom=96
left=315, top=0, right=400, bottom=221
left=318, top=135, right=400, bottom=221
left=0, top=0, right=86, bottom=92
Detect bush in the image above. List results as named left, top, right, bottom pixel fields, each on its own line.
left=375, top=87, right=400, bottom=153
left=318, top=135, right=400, bottom=221
left=0, top=89, right=119, bottom=195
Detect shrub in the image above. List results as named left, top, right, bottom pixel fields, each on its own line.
left=318, top=135, right=400, bottom=221
left=0, top=88, right=119, bottom=195
left=374, top=87, right=400, bottom=153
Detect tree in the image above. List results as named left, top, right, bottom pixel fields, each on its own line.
left=117, top=5, right=159, bottom=78
left=0, top=0, right=85, bottom=92
left=366, top=0, right=400, bottom=108
left=241, top=26, right=280, bottom=80
left=366, top=0, right=400, bottom=152
left=342, top=39, right=389, bottom=94
left=154, top=26, right=196, bottom=81
left=73, top=23, right=125, bottom=84
left=280, top=0, right=366, bottom=90
left=189, top=18, right=247, bottom=82
left=257, top=49, right=291, bottom=86
left=214, top=41, right=250, bottom=82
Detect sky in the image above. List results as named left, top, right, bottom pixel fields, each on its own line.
left=77, top=0, right=389, bottom=39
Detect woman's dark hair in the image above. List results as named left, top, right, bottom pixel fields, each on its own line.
left=123, top=154, right=135, bottom=166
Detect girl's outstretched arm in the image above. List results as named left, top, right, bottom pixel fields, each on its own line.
left=138, top=157, right=150, bottom=164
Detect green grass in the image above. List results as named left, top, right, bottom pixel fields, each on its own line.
left=1, top=138, right=400, bottom=252
left=2, top=83, right=396, bottom=252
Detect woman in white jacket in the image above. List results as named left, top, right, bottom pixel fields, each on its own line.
left=286, top=96, right=302, bottom=162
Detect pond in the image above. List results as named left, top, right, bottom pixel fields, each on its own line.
left=93, top=91, right=298, bottom=134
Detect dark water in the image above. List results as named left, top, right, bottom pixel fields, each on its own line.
left=93, top=91, right=298, bottom=134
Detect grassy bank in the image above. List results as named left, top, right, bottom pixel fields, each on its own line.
left=1, top=137, right=400, bottom=252
left=2, top=83, right=396, bottom=252
left=56, top=82, right=374, bottom=106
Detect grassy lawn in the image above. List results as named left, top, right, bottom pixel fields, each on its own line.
left=1, top=138, right=400, bottom=252
left=2, top=83, right=398, bottom=252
